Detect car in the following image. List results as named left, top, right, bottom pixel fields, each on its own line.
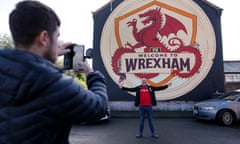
left=193, top=89, right=240, bottom=126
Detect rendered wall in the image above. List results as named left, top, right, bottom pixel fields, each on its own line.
left=93, top=0, right=224, bottom=102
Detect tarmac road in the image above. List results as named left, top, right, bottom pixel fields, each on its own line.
left=69, top=118, right=240, bottom=144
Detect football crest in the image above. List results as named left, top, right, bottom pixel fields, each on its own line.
left=100, top=0, right=216, bottom=100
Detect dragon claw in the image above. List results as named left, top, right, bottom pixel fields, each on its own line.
left=125, top=42, right=133, bottom=49
left=127, top=19, right=137, bottom=27
left=127, top=21, right=131, bottom=27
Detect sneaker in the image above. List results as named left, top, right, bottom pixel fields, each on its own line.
left=152, top=134, right=159, bottom=139
left=136, top=134, right=143, bottom=138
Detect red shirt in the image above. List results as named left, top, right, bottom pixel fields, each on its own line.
left=139, top=85, right=152, bottom=106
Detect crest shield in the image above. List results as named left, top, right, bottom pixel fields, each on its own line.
left=100, top=0, right=216, bottom=100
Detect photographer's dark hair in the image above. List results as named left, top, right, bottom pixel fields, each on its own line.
left=9, top=0, right=61, bottom=48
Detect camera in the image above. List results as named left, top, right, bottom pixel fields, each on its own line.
left=63, top=44, right=85, bottom=70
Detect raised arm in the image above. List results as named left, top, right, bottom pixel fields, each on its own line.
left=42, top=71, right=108, bottom=123
left=121, top=86, right=139, bottom=92
left=151, top=83, right=171, bottom=91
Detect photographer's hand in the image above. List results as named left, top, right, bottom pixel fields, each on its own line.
left=79, top=61, right=93, bottom=75
left=57, top=42, right=73, bottom=56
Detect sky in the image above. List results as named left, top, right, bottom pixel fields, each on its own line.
left=0, top=0, right=239, bottom=60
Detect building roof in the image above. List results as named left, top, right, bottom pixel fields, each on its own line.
left=93, top=0, right=222, bottom=14
left=201, top=0, right=223, bottom=11
left=93, top=0, right=116, bottom=15
left=224, top=61, right=240, bottom=73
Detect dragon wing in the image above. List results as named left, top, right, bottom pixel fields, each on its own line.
left=160, top=14, right=187, bottom=37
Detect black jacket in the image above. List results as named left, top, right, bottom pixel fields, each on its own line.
left=122, top=85, right=168, bottom=106
left=0, top=49, right=108, bottom=144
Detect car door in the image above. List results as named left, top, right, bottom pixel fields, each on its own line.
left=237, top=97, right=240, bottom=120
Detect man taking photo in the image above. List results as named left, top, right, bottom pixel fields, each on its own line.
left=0, top=1, right=108, bottom=143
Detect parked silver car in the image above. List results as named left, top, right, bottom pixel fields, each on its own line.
left=193, top=89, right=240, bottom=126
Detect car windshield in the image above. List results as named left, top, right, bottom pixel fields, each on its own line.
left=222, top=94, right=240, bottom=101
left=219, top=91, right=240, bottom=99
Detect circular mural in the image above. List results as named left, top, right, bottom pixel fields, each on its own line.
left=100, top=0, right=216, bottom=100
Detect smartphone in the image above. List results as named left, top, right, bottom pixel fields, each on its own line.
left=64, top=45, right=85, bottom=70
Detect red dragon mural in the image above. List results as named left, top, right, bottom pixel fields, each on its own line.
left=112, top=7, right=201, bottom=82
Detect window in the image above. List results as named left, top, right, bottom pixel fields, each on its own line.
left=225, top=74, right=240, bottom=82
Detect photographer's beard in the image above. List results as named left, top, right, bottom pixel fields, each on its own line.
left=42, top=28, right=59, bottom=63
left=43, top=40, right=57, bottom=63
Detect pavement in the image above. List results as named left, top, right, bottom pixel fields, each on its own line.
left=110, top=111, right=193, bottom=118
left=69, top=112, right=240, bottom=144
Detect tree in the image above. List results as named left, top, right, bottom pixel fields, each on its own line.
left=0, top=34, right=14, bottom=48
left=64, top=70, right=87, bottom=88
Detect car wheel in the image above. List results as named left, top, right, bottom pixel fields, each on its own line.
left=217, top=110, right=234, bottom=126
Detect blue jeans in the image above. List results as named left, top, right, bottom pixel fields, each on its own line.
left=139, top=106, right=155, bottom=135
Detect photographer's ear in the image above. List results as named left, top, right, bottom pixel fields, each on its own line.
left=38, top=30, right=50, bottom=49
